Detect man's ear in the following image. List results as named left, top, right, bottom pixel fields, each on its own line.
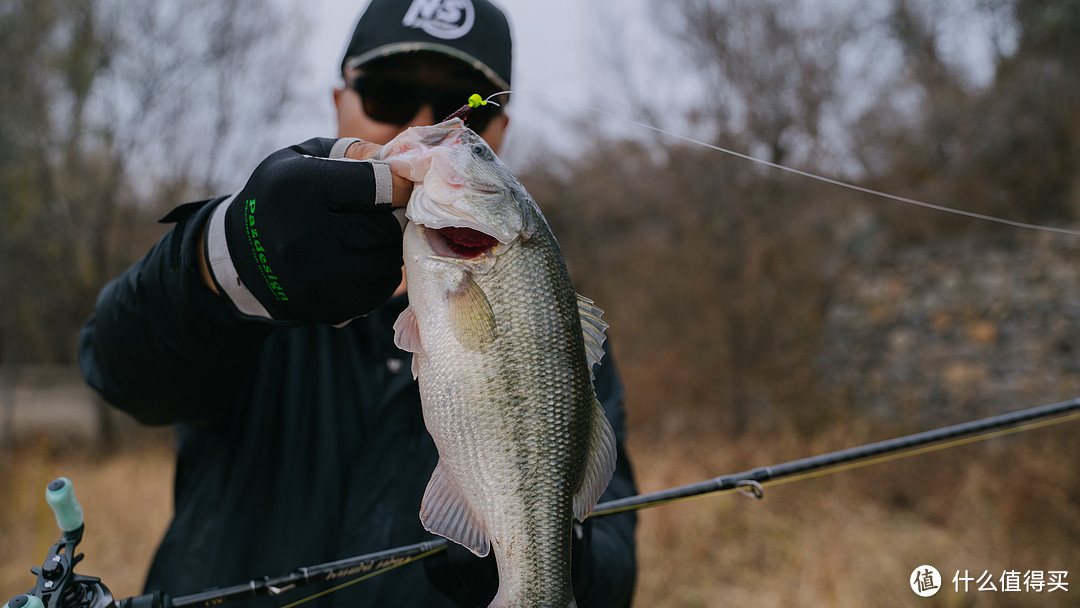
left=333, top=86, right=347, bottom=120
left=481, top=112, right=510, bottom=154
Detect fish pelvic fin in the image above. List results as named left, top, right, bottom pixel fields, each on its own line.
left=392, top=305, right=423, bottom=379
left=420, top=461, right=491, bottom=557
left=449, top=274, right=496, bottom=350
left=577, top=294, right=608, bottom=376
left=573, top=397, right=618, bottom=522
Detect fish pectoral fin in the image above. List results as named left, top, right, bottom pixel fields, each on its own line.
left=392, top=306, right=423, bottom=379
left=573, top=397, right=618, bottom=522
left=420, top=461, right=491, bottom=557
left=577, top=294, right=608, bottom=375
left=448, top=274, right=496, bottom=350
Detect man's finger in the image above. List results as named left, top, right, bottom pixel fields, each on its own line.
left=344, top=140, right=383, bottom=161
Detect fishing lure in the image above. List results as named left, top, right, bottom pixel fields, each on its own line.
left=443, top=93, right=503, bottom=124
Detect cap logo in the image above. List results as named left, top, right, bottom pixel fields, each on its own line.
left=402, top=0, right=475, bottom=40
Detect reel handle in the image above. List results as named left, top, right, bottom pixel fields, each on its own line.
left=45, top=478, right=85, bottom=533
left=3, top=595, right=46, bottom=608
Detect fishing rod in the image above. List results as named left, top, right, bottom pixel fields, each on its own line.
left=182, top=396, right=1080, bottom=607
left=593, top=396, right=1080, bottom=516
left=6, top=397, right=1079, bottom=608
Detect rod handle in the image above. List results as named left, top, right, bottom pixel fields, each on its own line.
left=45, top=477, right=84, bottom=532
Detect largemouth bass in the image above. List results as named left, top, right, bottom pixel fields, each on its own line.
left=381, top=119, right=617, bottom=608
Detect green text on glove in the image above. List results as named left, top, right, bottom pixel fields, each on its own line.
left=244, top=199, right=289, bottom=302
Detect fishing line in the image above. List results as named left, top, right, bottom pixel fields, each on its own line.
left=480, top=90, right=1080, bottom=238
left=766, top=410, right=1080, bottom=490
left=212, top=93, right=1080, bottom=606
left=213, top=96, right=1080, bottom=608
left=141, top=100, right=1080, bottom=608
left=274, top=545, right=446, bottom=608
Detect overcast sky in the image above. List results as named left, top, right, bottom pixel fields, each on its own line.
left=280, top=0, right=654, bottom=161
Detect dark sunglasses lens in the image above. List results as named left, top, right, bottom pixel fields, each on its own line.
left=355, top=77, right=422, bottom=125
left=354, top=76, right=500, bottom=130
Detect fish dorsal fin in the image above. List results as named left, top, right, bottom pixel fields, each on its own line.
left=449, top=274, right=496, bottom=350
left=420, top=461, right=491, bottom=557
left=573, top=397, right=618, bottom=521
left=577, top=294, right=608, bottom=373
left=392, top=305, right=423, bottom=379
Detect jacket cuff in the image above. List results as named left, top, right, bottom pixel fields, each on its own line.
left=329, top=137, right=394, bottom=206
left=329, top=137, right=360, bottom=159
left=368, top=160, right=394, bottom=206
left=205, top=194, right=274, bottom=320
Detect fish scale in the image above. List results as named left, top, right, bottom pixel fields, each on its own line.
left=426, top=235, right=583, bottom=605
left=386, top=119, right=615, bottom=608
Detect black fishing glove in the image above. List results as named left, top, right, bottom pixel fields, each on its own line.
left=203, top=137, right=404, bottom=326
left=424, top=521, right=593, bottom=607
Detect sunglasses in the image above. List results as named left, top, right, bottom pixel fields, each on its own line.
left=350, top=75, right=502, bottom=133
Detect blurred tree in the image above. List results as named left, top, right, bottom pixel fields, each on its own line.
left=660, top=0, right=856, bottom=167
left=856, top=0, right=1079, bottom=239
left=544, top=0, right=1079, bottom=437
left=0, top=0, right=303, bottom=367
left=646, top=0, right=859, bottom=433
left=972, top=0, right=1080, bottom=222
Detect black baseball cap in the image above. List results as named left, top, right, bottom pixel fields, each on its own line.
left=342, top=0, right=513, bottom=91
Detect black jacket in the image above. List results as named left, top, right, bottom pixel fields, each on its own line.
left=79, top=155, right=637, bottom=607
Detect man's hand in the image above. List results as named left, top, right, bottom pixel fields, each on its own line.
left=197, top=138, right=410, bottom=326
left=343, top=140, right=413, bottom=207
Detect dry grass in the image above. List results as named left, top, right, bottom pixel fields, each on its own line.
left=627, top=421, right=1080, bottom=607
left=1, top=421, right=1077, bottom=607
left=0, top=436, right=175, bottom=601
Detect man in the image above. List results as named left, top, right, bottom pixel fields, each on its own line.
left=79, top=1, right=637, bottom=606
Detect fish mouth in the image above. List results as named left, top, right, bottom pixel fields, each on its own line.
left=421, top=225, right=500, bottom=259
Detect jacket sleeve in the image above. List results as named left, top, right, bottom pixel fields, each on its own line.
left=78, top=138, right=381, bottom=426
left=573, top=351, right=638, bottom=608
left=78, top=196, right=272, bottom=426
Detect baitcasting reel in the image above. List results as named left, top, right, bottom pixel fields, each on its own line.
left=4, top=478, right=116, bottom=608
